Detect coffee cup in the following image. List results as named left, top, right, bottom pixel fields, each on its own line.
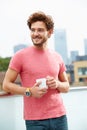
left=36, top=78, right=48, bottom=89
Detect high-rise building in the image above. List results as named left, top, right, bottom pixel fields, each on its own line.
left=54, top=29, right=68, bottom=64
left=70, top=50, right=79, bottom=63
left=14, top=44, right=28, bottom=53
left=84, top=39, right=87, bottom=55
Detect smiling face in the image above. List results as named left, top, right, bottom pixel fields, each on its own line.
left=30, top=21, right=52, bottom=48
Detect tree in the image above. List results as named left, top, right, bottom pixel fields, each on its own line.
left=0, top=57, right=11, bottom=71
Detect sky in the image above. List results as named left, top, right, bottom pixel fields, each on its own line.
left=0, top=0, right=87, bottom=58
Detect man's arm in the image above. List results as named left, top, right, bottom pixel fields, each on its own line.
left=3, top=68, right=47, bottom=97
left=46, top=72, right=70, bottom=93
left=3, top=68, right=26, bottom=95
left=57, top=71, right=70, bottom=92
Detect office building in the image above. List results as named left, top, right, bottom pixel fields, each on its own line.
left=70, top=50, right=79, bottom=63
left=54, top=29, right=68, bottom=64
left=84, top=39, right=87, bottom=55
left=14, top=44, right=28, bottom=53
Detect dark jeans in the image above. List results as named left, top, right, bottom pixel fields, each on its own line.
left=25, top=115, right=68, bottom=130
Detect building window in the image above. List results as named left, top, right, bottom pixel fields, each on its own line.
left=79, top=77, right=87, bottom=82
left=79, top=78, right=84, bottom=82
left=78, top=67, right=87, bottom=75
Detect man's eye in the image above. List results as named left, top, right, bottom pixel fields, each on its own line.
left=31, top=29, right=35, bottom=32
left=38, top=29, right=44, bottom=32
left=31, top=29, right=44, bottom=33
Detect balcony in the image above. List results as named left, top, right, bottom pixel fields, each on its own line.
left=0, top=86, right=87, bottom=130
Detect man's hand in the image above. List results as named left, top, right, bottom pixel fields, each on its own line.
left=30, top=82, right=48, bottom=98
left=46, top=76, right=59, bottom=89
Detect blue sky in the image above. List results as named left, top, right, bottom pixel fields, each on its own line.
left=0, top=0, right=87, bottom=57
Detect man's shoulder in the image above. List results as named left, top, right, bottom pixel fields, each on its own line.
left=14, top=46, right=32, bottom=55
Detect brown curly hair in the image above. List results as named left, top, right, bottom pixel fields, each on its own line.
left=27, top=11, right=54, bottom=31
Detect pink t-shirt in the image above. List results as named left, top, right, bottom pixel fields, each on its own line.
left=9, top=46, right=67, bottom=120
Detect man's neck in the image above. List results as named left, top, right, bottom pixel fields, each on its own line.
left=34, top=43, right=48, bottom=50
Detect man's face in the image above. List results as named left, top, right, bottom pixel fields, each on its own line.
left=30, top=21, right=50, bottom=47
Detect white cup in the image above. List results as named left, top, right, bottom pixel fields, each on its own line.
left=36, top=78, right=48, bottom=89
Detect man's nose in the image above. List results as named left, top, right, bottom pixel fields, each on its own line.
left=33, top=30, right=39, bottom=35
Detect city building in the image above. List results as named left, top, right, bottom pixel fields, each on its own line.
left=66, top=64, right=74, bottom=84
left=73, top=60, right=87, bottom=84
left=76, top=55, right=87, bottom=61
left=73, top=55, right=87, bottom=85
left=70, top=50, right=79, bottom=63
left=14, top=44, right=28, bottom=53
left=54, top=29, right=68, bottom=64
left=84, top=39, right=87, bottom=55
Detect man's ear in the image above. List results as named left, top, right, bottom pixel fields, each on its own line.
left=48, top=29, right=53, bottom=38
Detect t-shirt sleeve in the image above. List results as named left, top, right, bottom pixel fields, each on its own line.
left=56, top=53, right=66, bottom=74
left=9, top=52, right=22, bottom=73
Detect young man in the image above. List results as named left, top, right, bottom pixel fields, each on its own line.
left=3, top=11, right=70, bottom=130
